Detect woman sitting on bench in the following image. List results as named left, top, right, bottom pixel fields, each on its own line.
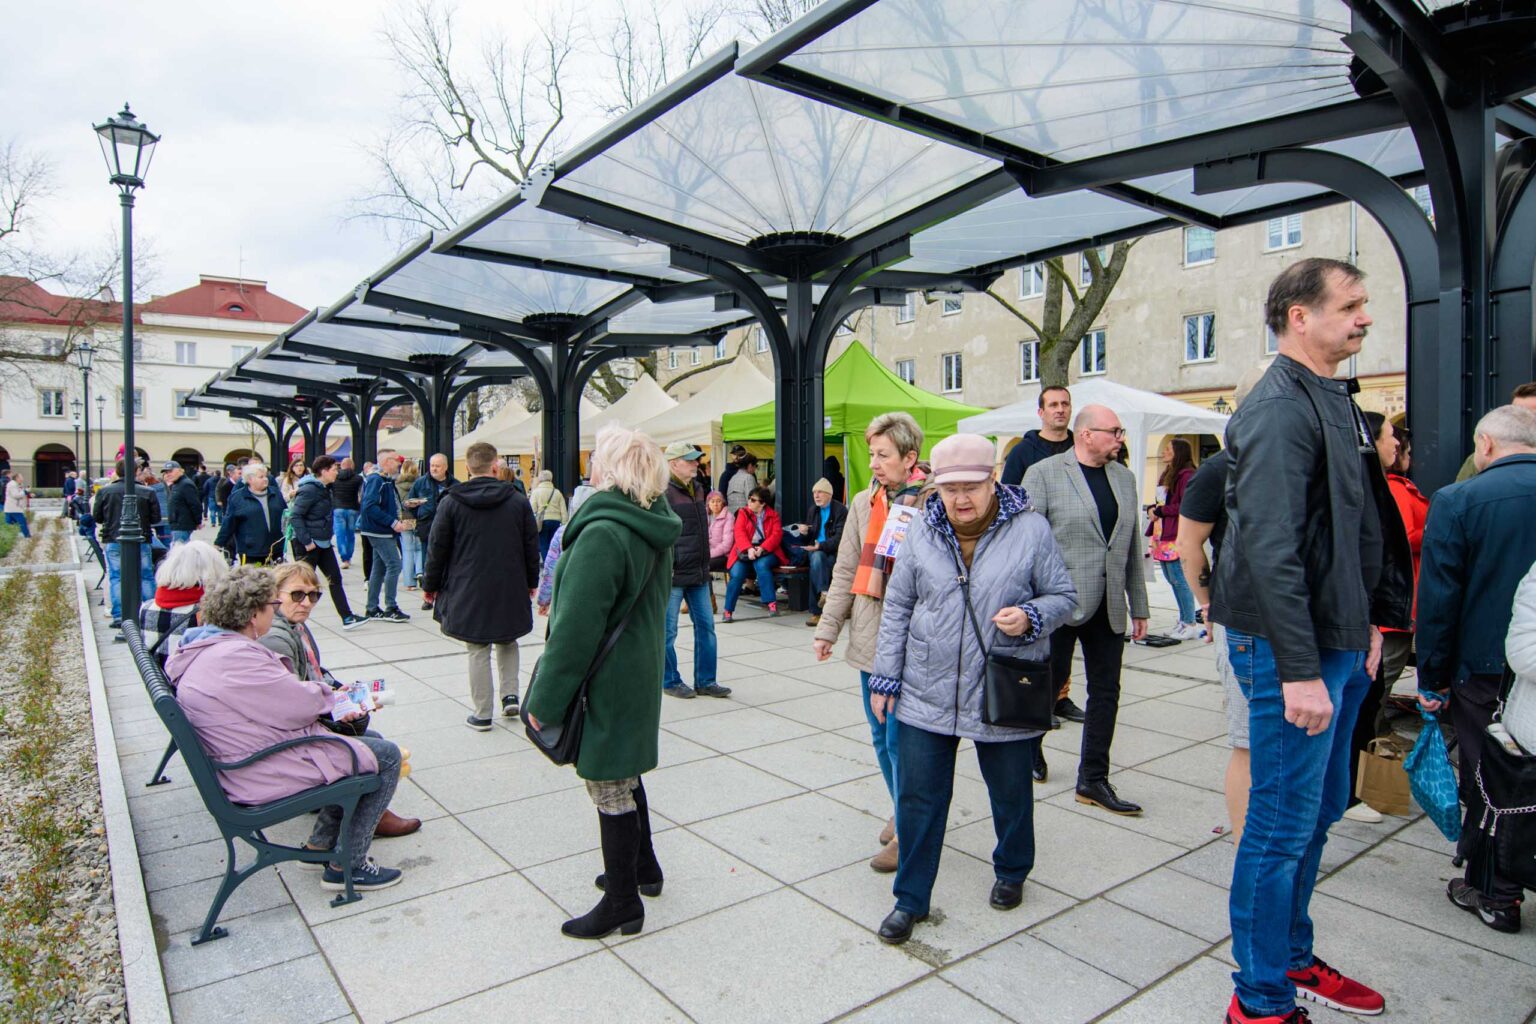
left=722, top=487, right=786, bottom=622
left=165, top=566, right=406, bottom=894
left=138, top=540, right=228, bottom=667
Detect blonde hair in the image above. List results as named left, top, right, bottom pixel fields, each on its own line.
left=865, top=411, right=924, bottom=457
left=593, top=423, right=667, bottom=507
left=270, top=561, right=320, bottom=591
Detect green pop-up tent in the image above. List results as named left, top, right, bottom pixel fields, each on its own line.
left=722, top=340, right=987, bottom=499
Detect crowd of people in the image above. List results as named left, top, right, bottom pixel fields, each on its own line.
left=98, top=258, right=1536, bottom=1022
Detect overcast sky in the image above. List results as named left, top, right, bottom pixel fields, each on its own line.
left=3, top=0, right=652, bottom=310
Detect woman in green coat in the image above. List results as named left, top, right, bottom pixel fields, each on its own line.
left=525, top=424, right=680, bottom=940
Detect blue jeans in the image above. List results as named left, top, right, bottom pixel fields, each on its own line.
left=333, top=509, right=359, bottom=562
left=539, top=520, right=561, bottom=562
left=1227, top=630, right=1368, bottom=1015
left=1158, top=557, right=1199, bottom=624
left=364, top=534, right=401, bottom=612
left=860, top=672, right=900, bottom=803
left=724, top=554, right=778, bottom=612
left=171, top=529, right=192, bottom=545
left=664, top=585, right=717, bottom=689
left=105, top=541, right=154, bottom=620
left=893, top=722, right=1037, bottom=916
left=399, top=529, right=423, bottom=586
left=5, top=511, right=29, bottom=537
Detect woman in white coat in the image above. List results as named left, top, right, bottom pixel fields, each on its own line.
left=1504, top=559, right=1536, bottom=753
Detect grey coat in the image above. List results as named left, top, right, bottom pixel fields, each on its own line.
left=869, top=487, right=1078, bottom=743
left=1023, top=451, right=1149, bottom=634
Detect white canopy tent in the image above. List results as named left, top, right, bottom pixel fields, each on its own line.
left=581, top=375, right=677, bottom=447
left=958, top=378, right=1232, bottom=499
left=635, top=357, right=775, bottom=471
left=455, top=399, right=532, bottom=456
left=492, top=396, right=605, bottom=468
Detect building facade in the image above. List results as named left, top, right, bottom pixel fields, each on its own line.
left=657, top=196, right=1425, bottom=422
left=0, top=275, right=306, bottom=487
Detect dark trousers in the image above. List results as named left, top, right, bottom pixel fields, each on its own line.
left=893, top=722, right=1037, bottom=917
left=360, top=535, right=373, bottom=581
left=300, top=544, right=354, bottom=619
left=1047, top=599, right=1125, bottom=783
left=1347, top=660, right=1389, bottom=807
left=1452, top=674, right=1525, bottom=902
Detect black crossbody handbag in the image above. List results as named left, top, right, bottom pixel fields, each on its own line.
left=1472, top=669, right=1536, bottom=891
left=947, top=541, right=1055, bottom=733
left=521, top=553, right=663, bottom=766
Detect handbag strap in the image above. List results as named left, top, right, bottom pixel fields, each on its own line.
left=945, top=534, right=992, bottom=658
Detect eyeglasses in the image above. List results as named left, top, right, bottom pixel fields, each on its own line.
left=1083, top=427, right=1127, bottom=439
left=267, top=600, right=284, bottom=610
left=284, top=590, right=323, bottom=604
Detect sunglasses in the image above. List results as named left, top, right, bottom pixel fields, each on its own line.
left=283, top=590, right=324, bottom=604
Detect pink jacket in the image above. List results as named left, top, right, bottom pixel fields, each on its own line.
left=165, top=628, right=376, bottom=805
left=707, top=510, right=733, bottom=560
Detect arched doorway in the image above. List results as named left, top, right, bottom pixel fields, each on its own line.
left=222, top=448, right=256, bottom=467
left=170, top=447, right=203, bottom=473
left=32, top=444, right=75, bottom=488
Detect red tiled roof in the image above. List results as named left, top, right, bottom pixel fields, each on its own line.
left=141, top=275, right=306, bottom=323
left=0, top=275, right=120, bottom=326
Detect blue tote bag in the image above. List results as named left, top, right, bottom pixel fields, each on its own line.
left=1405, top=710, right=1462, bottom=842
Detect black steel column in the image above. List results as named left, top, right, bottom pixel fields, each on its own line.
left=116, top=191, right=145, bottom=624
left=1491, top=153, right=1536, bottom=397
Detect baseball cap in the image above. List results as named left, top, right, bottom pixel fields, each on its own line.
left=662, top=442, right=703, bottom=461
left=929, top=434, right=996, bottom=485
left=161, top=461, right=180, bottom=473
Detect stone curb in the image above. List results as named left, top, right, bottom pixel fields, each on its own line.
left=76, top=570, right=173, bottom=1024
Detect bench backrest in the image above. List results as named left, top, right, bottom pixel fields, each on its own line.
left=122, top=621, right=249, bottom=821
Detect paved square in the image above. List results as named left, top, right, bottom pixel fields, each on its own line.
left=98, top=564, right=1536, bottom=1022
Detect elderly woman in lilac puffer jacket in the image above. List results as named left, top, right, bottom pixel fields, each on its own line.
left=705, top=490, right=732, bottom=572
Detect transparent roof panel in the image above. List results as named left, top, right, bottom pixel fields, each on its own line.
left=372, top=248, right=632, bottom=323
left=208, top=377, right=299, bottom=401
left=292, top=319, right=482, bottom=364
left=241, top=357, right=377, bottom=387
left=758, top=0, right=1357, bottom=162
left=325, top=300, right=462, bottom=334
left=608, top=296, right=753, bottom=336
left=463, top=347, right=531, bottom=373
left=556, top=70, right=999, bottom=245
left=435, top=202, right=697, bottom=283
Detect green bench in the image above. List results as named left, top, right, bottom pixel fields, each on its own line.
left=122, top=622, right=384, bottom=944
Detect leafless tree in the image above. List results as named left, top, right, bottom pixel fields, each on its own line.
left=729, top=0, right=819, bottom=40
left=597, top=0, right=729, bottom=116
left=982, top=242, right=1138, bottom=389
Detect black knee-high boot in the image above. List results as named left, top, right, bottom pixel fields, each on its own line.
left=563, top=811, right=644, bottom=939
left=596, top=780, right=663, bottom=897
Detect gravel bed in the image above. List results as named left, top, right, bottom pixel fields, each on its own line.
left=0, top=574, right=127, bottom=1022
left=0, top=515, right=74, bottom=569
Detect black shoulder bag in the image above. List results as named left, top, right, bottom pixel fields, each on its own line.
left=521, top=552, right=663, bottom=766
left=1472, top=668, right=1536, bottom=891
left=947, top=540, right=1055, bottom=732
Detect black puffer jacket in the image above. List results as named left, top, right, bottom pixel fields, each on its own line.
left=1211, top=355, right=1412, bottom=681
left=665, top=476, right=710, bottom=587
left=421, top=476, right=539, bottom=644
left=167, top=476, right=202, bottom=532
left=287, top=476, right=334, bottom=549
left=331, top=468, right=363, bottom=511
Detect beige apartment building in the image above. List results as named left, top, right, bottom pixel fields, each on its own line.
left=657, top=195, right=1424, bottom=424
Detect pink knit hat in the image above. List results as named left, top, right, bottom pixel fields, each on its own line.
left=929, top=433, right=996, bottom=484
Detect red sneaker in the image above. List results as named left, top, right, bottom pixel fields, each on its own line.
left=1286, top=957, right=1384, bottom=1015
left=1225, top=995, right=1311, bottom=1023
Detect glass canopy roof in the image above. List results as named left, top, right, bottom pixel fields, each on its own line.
left=746, top=0, right=1358, bottom=163
left=550, top=45, right=1000, bottom=246
left=287, top=317, right=486, bottom=367
left=369, top=243, right=635, bottom=324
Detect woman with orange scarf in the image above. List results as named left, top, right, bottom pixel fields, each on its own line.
left=813, top=412, right=928, bottom=873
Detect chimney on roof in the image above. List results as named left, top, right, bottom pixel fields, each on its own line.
left=96, top=285, right=115, bottom=302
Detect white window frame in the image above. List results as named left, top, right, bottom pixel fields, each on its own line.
left=173, top=388, right=199, bottom=419
left=175, top=340, right=198, bottom=365
left=1265, top=213, right=1303, bottom=251
left=1019, top=262, right=1044, bottom=299
left=39, top=388, right=66, bottom=417
left=1079, top=330, right=1107, bottom=376
left=667, top=349, right=678, bottom=370
left=1080, top=246, right=1110, bottom=286
left=941, top=352, right=963, bottom=393
left=118, top=387, right=145, bottom=418
left=714, top=338, right=726, bottom=360
left=230, top=344, right=255, bottom=365
left=894, top=358, right=915, bottom=384
left=691, top=347, right=701, bottom=365
left=941, top=295, right=963, bottom=316
left=41, top=337, right=65, bottom=357
left=755, top=332, right=769, bottom=353
left=896, top=291, right=917, bottom=324
left=1184, top=312, right=1216, bottom=363
left=1019, top=339, right=1040, bottom=383
left=1265, top=325, right=1280, bottom=355
left=1183, top=227, right=1216, bottom=266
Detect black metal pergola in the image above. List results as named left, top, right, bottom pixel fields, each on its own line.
left=735, top=0, right=1536, bottom=491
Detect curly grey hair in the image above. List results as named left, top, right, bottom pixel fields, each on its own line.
left=200, top=565, right=277, bottom=631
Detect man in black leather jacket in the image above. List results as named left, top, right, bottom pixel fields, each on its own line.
left=661, top=443, right=728, bottom=699
left=1211, top=259, right=1411, bottom=1024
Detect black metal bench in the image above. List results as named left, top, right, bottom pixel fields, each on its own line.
left=772, top=564, right=810, bottom=612
left=122, top=622, right=384, bottom=944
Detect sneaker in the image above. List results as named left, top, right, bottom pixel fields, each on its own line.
left=501, top=694, right=519, bottom=716
left=1169, top=621, right=1199, bottom=641
left=663, top=684, right=696, bottom=699
left=339, top=560, right=350, bottom=569
left=321, top=860, right=404, bottom=892
left=421, top=600, right=434, bottom=611
left=1448, top=878, right=1522, bottom=933
left=1054, top=697, right=1087, bottom=723
left=767, top=601, right=779, bottom=615
left=1341, top=802, right=1383, bottom=823
left=721, top=611, right=733, bottom=623
left=340, top=614, right=368, bottom=630
left=1286, top=956, right=1384, bottom=1015
left=1225, top=995, right=1312, bottom=1023
left=377, top=607, right=410, bottom=622
left=466, top=715, right=493, bottom=731
left=694, top=683, right=732, bottom=698
left=364, top=607, right=381, bottom=619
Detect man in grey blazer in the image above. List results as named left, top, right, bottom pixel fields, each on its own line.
left=1024, top=405, right=1150, bottom=815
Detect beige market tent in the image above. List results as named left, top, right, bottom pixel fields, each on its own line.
left=636, top=358, right=775, bottom=464
left=455, top=398, right=532, bottom=456
left=491, top=396, right=605, bottom=469
left=580, top=374, right=676, bottom=447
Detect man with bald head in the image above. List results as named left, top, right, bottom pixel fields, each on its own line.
left=1024, top=403, right=1149, bottom=814
left=408, top=453, right=459, bottom=609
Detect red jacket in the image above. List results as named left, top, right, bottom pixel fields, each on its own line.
left=727, top=506, right=785, bottom=568
left=1386, top=472, right=1429, bottom=632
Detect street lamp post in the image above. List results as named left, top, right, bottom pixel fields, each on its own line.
left=70, top=400, right=82, bottom=475
left=93, top=103, right=159, bottom=625
left=73, top=340, right=95, bottom=480
left=96, top=394, right=105, bottom=485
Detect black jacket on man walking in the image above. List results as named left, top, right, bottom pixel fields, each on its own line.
left=92, top=479, right=160, bottom=544
left=1000, top=429, right=1075, bottom=486
left=167, top=476, right=203, bottom=533
left=421, top=476, right=539, bottom=645
left=665, top=476, right=711, bottom=588
left=331, top=468, right=363, bottom=511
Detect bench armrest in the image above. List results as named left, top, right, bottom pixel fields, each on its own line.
left=211, top=733, right=362, bottom=774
